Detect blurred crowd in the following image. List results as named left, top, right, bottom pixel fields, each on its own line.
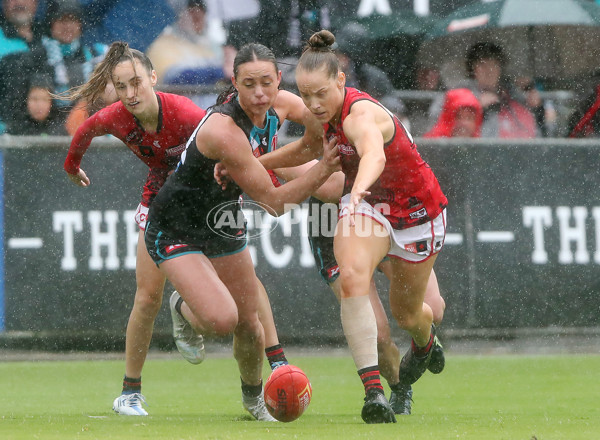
left=0, top=0, right=598, bottom=139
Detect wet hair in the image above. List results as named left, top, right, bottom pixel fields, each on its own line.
left=215, top=42, right=278, bottom=105
left=466, top=42, right=506, bottom=78
left=297, top=30, right=339, bottom=78
left=59, top=41, right=154, bottom=104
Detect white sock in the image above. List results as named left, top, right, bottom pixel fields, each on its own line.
left=340, top=296, right=378, bottom=370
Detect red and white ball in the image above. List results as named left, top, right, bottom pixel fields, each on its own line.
left=264, top=364, right=312, bottom=422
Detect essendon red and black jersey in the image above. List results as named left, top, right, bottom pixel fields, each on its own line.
left=64, top=92, right=206, bottom=206
left=325, top=87, right=447, bottom=229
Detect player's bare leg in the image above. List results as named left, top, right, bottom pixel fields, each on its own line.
left=381, top=260, right=446, bottom=378
left=388, top=256, right=442, bottom=386
left=334, top=214, right=396, bottom=424
left=160, top=249, right=275, bottom=421
left=257, top=278, right=288, bottom=370
left=113, top=230, right=166, bottom=416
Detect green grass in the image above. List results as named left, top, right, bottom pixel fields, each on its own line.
left=0, top=353, right=598, bottom=439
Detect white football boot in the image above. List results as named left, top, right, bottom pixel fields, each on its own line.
left=169, top=291, right=205, bottom=364
left=242, top=391, right=278, bottom=422
left=112, top=393, right=148, bottom=416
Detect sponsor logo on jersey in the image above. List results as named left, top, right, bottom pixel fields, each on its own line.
left=166, top=143, right=186, bottom=157
left=405, top=241, right=429, bottom=254
left=404, top=243, right=417, bottom=253
left=165, top=243, right=188, bottom=254
left=416, top=241, right=428, bottom=253
left=409, top=208, right=427, bottom=219
left=338, top=143, right=355, bottom=155
left=327, top=265, right=340, bottom=279
left=125, top=129, right=143, bottom=145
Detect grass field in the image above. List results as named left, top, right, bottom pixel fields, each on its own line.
left=0, top=353, right=598, bottom=439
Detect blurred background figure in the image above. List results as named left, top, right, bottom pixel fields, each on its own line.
left=0, top=0, right=41, bottom=60
left=564, top=75, right=600, bottom=138
left=463, top=42, right=540, bottom=139
left=0, top=0, right=42, bottom=133
left=415, top=63, right=443, bottom=92
left=81, top=0, right=175, bottom=53
left=5, top=73, right=66, bottom=136
left=0, top=0, right=108, bottom=135
left=333, top=22, right=410, bottom=129
left=424, top=88, right=482, bottom=138
left=39, top=0, right=108, bottom=106
left=146, top=0, right=228, bottom=87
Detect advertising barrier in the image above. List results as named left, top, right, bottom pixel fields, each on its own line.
left=1, top=137, right=599, bottom=344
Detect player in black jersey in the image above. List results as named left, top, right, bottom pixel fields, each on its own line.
left=145, top=43, right=339, bottom=421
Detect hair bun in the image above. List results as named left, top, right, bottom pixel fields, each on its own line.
left=308, top=30, right=336, bottom=50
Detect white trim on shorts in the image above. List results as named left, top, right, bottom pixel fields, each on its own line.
left=339, top=194, right=446, bottom=263
left=134, top=203, right=149, bottom=230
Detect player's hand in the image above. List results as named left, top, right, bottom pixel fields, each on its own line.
left=322, top=135, right=341, bottom=172
left=214, top=162, right=231, bottom=190
left=67, top=169, right=90, bottom=187
left=347, top=189, right=370, bottom=226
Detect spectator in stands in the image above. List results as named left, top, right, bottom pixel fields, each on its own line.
left=424, top=88, right=483, bottom=138
left=146, top=0, right=227, bottom=86
left=39, top=1, right=108, bottom=106
left=333, top=22, right=409, bottom=128
left=81, top=0, right=175, bottom=53
left=5, top=73, right=67, bottom=136
left=0, top=0, right=107, bottom=133
left=565, top=82, right=600, bottom=138
left=0, top=0, right=41, bottom=60
left=464, top=42, right=540, bottom=138
left=415, top=63, right=443, bottom=92
left=0, top=0, right=42, bottom=133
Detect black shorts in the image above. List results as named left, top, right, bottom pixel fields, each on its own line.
left=144, top=222, right=247, bottom=265
left=307, top=198, right=340, bottom=284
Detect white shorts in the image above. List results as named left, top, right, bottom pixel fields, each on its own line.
left=134, top=203, right=149, bottom=230
left=339, top=194, right=446, bottom=263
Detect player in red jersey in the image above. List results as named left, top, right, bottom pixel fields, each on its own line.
left=63, top=42, right=207, bottom=416
left=259, top=30, right=448, bottom=424
left=63, top=42, right=292, bottom=417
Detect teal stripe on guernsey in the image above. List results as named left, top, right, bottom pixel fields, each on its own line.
left=249, top=111, right=278, bottom=154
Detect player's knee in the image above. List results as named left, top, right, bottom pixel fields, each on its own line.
left=233, top=314, right=262, bottom=340
left=209, top=312, right=239, bottom=336
left=338, top=267, right=369, bottom=297
left=133, top=287, right=163, bottom=316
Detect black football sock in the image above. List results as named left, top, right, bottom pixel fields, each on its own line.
left=411, top=332, right=434, bottom=359
left=265, top=344, right=288, bottom=369
left=122, top=375, right=142, bottom=394
left=358, top=366, right=384, bottom=395
left=241, top=378, right=263, bottom=398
